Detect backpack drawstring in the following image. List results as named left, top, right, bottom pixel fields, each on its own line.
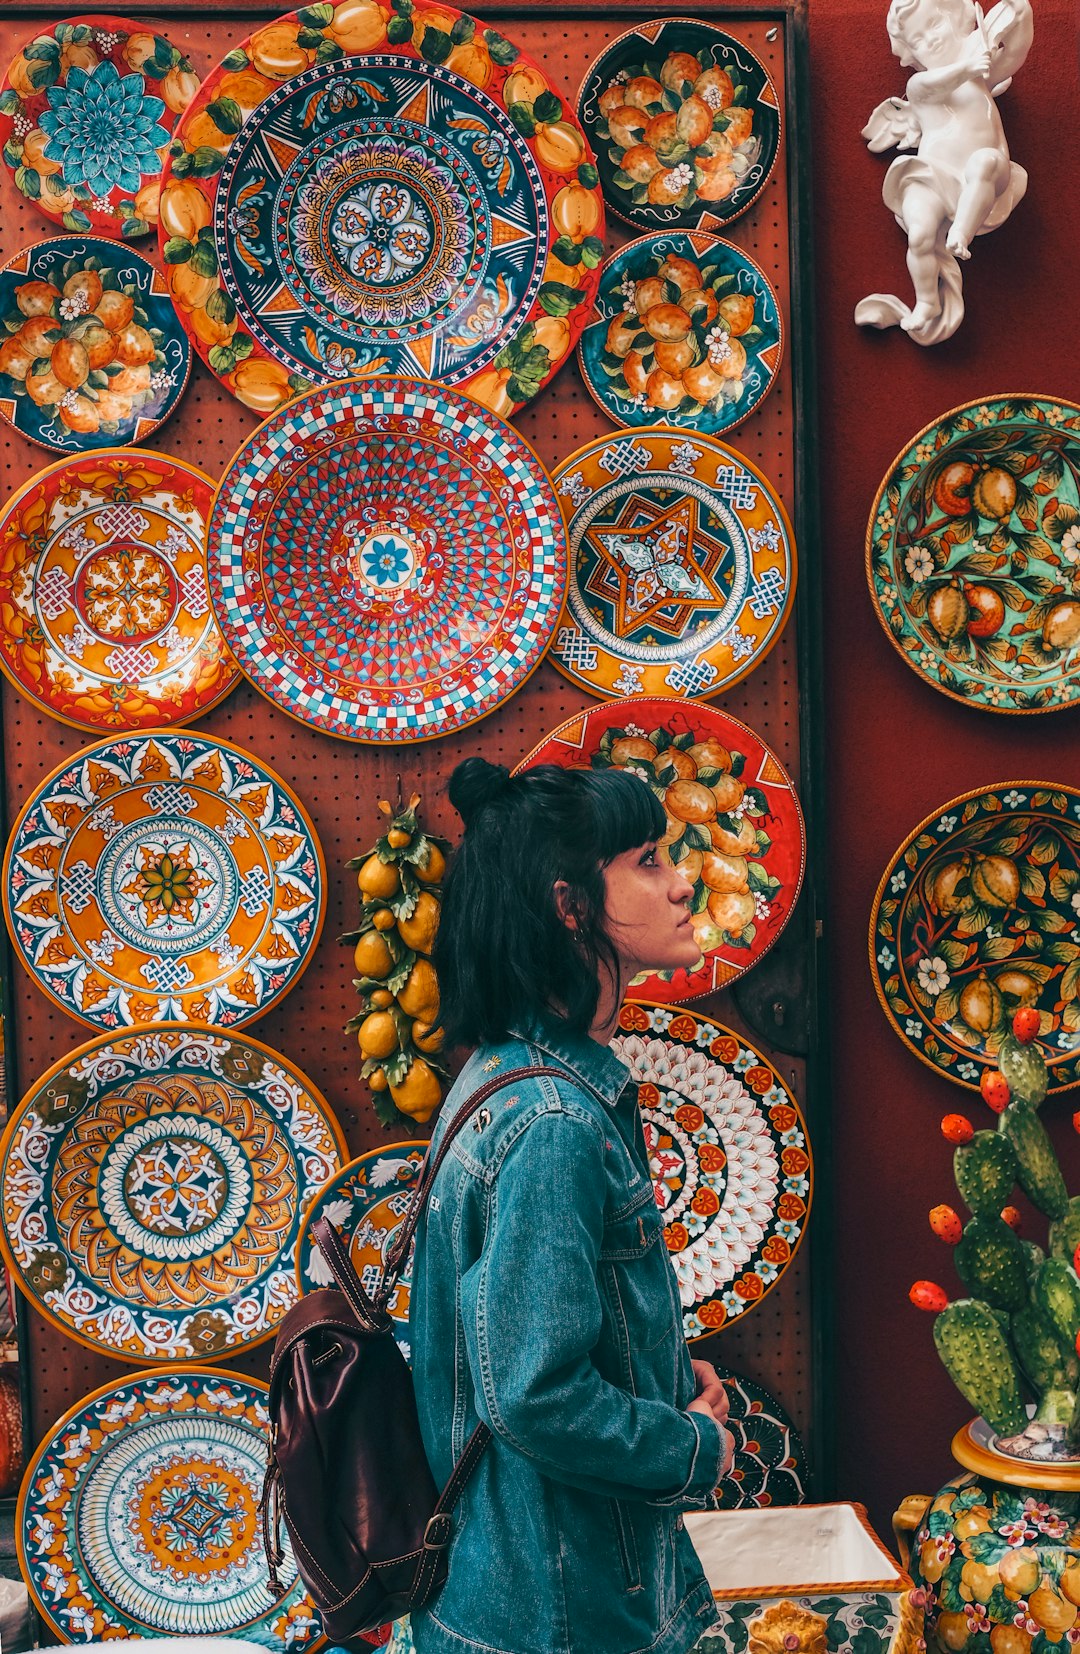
left=261, top=1431, right=288, bottom=1599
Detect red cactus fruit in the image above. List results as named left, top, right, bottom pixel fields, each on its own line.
left=1073, top=1111, right=1080, bottom=1136
left=1073, top=1243, right=1080, bottom=1278
left=929, top=1204, right=963, bottom=1245
left=1001, top=1206, right=1022, bottom=1232
left=909, top=1280, right=949, bottom=1313
left=980, top=1068, right=1010, bottom=1113
left=941, top=1113, right=975, bottom=1144
left=1012, top=1007, right=1040, bottom=1044
left=1075, top=1327, right=1080, bottom=1361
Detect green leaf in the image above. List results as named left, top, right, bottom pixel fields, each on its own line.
left=387, top=16, right=413, bottom=44
left=0, top=91, right=21, bottom=116
left=577, top=161, right=599, bottom=189
left=221, top=47, right=250, bottom=70
left=232, top=333, right=254, bottom=361
left=190, top=146, right=226, bottom=179
left=508, top=100, right=537, bottom=138
left=170, top=151, right=194, bottom=179
left=17, top=166, right=40, bottom=200
left=162, top=237, right=193, bottom=265
left=683, top=823, right=710, bottom=852
left=297, top=1, right=335, bottom=20
left=965, top=1531, right=1010, bottom=1564
left=120, top=217, right=149, bottom=238
left=24, top=38, right=61, bottom=62
left=580, top=235, right=604, bottom=269
left=538, top=282, right=586, bottom=318
left=207, top=344, right=237, bottom=375
left=534, top=89, right=562, bottom=124
left=208, top=97, right=243, bottom=135
left=205, top=289, right=236, bottom=325
left=551, top=234, right=582, bottom=266
left=420, top=26, right=453, bottom=63
left=315, top=38, right=344, bottom=60
left=28, top=62, right=59, bottom=91
left=189, top=239, right=218, bottom=278
left=485, top=29, right=518, bottom=65
left=450, top=15, right=475, bottom=43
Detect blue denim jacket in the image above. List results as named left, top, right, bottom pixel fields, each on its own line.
left=410, top=1013, right=725, bottom=1654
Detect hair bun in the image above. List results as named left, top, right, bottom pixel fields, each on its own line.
left=448, top=757, right=512, bottom=826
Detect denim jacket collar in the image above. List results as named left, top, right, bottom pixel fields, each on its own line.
left=507, top=1010, right=630, bottom=1108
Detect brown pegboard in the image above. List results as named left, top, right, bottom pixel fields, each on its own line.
left=0, top=4, right=822, bottom=1483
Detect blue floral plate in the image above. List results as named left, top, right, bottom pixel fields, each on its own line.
left=577, top=230, right=782, bottom=434
left=0, top=235, right=190, bottom=452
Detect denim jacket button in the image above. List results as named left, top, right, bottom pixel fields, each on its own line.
left=676, top=1514, right=684, bottom=1530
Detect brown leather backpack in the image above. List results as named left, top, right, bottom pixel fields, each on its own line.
left=260, top=1064, right=563, bottom=1647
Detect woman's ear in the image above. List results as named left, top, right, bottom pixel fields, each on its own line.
left=554, top=879, right=577, bottom=932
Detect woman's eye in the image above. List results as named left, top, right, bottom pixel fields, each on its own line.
left=641, top=847, right=657, bottom=866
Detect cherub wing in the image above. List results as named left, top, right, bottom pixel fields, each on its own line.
left=862, top=96, right=921, bottom=154
left=980, top=0, right=1034, bottom=91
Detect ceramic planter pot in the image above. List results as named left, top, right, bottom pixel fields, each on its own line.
left=686, top=1503, right=920, bottom=1654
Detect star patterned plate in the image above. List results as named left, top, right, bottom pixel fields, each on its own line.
left=158, top=0, right=604, bottom=419
left=517, top=698, right=805, bottom=1002
left=0, top=16, right=198, bottom=238
left=711, top=1366, right=808, bottom=1509
left=3, top=730, right=325, bottom=1030
left=0, top=236, right=190, bottom=453
left=17, top=1366, right=320, bottom=1646
left=867, top=395, right=1080, bottom=714
left=207, top=378, right=566, bottom=742
left=577, top=17, right=781, bottom=231
left=548, top=427, right=795, bottom=702
left=0, top=1024, right=346, bottom=1363
left=297, top=1144, right=425, bottom=1357
left=577, top=231, right=783, bottom=436
left=613, top=1000, right=812, bottom=1339
left=0, top=449, right=239, bottom=731
left=870, top=782, right=1080, bottom=1095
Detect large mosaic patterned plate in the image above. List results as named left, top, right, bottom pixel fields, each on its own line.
left=0, top=236, right=190, bottom=453
left=870, top=783, right=1080, bottom=1095
left=578, top=232, right=782, bottom=436
left=0, top=1025, right=345, bottom=1362
left=577, top=17, right=780, bottom=231
left=517, top=698, right=805, bottom=1002
left=17, top=1366, right=319, bottom=1646
left=549, top=428, right=794, bottom=701
left=158, top=0, right=604, bottom=420
left=613, top=1001, right=812, bottom=1338
left=712, top=1365, right=808, bottom=1509
left=207, top=378, right=566, bottom=742
left=0, top=449, right=239, bottom=731
left=0, top=16, right=198, bottom=238
left=297, top=1143, right=425, bottom=1358
left=867, top=396, right=1080, bottom=714
left=3, top=731, right=325, bottom=1029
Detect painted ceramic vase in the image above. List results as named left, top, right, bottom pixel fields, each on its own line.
left=0, top=235, right=190, bottom=452
left=0, top=17, right=198, bottom=237
left=577, top=17, right=780, bottom=230
left=577, top=231, right=782, bottom=434
left=870, top=783, right=1080, bottom=1095
left=0, top=449, right=238, bottom=730
left=159, top=0, right=603, bottom=419
left=867, top=397, right=1080, bottom=715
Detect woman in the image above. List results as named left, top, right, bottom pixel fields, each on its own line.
left=410, top=756, right=734, bottom=1654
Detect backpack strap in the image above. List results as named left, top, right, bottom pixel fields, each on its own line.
left=310, top=1214, right=388, bottom=1332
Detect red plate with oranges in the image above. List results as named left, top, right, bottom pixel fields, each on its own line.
left=866, top=395, right=1080, bottom=714
left=515, top=696, right=805, bottom=1002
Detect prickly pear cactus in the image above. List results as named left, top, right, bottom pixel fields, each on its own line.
left=911, top=1015, right=1080, bottom=1462
left=907, top=1480, right=1080, bottom=1654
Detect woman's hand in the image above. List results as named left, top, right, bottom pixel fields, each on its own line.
left=688, top=1361, right=735, bottom=1476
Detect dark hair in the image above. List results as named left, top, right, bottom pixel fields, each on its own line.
left=434, top=756, right=665, bottom=1047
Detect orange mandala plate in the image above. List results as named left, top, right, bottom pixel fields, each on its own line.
left=516, top=696, right=805, bottom=1002
left=4, top=730, right=325, bottom=1030
left=0, top=449, right=239, bottom=731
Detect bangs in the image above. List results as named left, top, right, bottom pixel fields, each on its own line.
left=586, top=768, right=666, bottom=864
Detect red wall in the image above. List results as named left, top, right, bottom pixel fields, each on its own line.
left=811, top=0, right=1080, bottom=1535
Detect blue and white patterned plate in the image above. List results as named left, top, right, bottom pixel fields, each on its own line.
left=206, top=377, right=567, bottom=742
left=3, top=730, right=326, bottom=1029
left=18, top=1367, right=320, bottom=1646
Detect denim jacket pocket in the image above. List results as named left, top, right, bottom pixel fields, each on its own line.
left=608, top=1498, right=643, bottom=1593
left=599, top=1184, right=682, bottom=1373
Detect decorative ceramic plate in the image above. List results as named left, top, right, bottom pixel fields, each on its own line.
left=549, top=429, right=794, bottom=701
left=4, top=731, right=325, bottom=1030
left=712, top=1366, right=808, bottom=1509
left=207, top=378, right=566, bottom=742
left=0, top=1024, right=345, bottom=1362
left=613, top=1001, right=812, bottom=1338
left=577, top=18, right=780, bottom=231
left=0, top=17, right=198, bottom=238
left=518, top=699, right=804, bottom=1001
left=578, top=231, right=782, bottom=435
left=870, top=783, right=1080, bottom=1094
left=297, top=1144, right=425, bottom=1355
left=0, top=449, right=239, bottom=731
left=158, top=0, right=604, bottom=420
left=867, top=395, right=1080, bottom=714
left=18, top=1367, right=319, bottom=1646
left=0, top=236, right=190, bottom=453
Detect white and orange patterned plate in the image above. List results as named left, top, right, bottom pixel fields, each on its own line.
left=614, top=1000, right=811, bottom=1338
left=3, top=730, right=325, bottom=1029
left=516, top=697, right=804, bottom=1002
left=0, top=449, right=238, bottom=730
left=18, top=1366, right=320, bottom=1645
left=0, top=1024, right=345, bottom=1362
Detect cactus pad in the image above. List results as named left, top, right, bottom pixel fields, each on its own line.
left=1050, top=1198, right=1080, bottom=1264
left=933, top=1298, right=1028, bottom=1437
left=1035, top=1257, right=1080, bottom=1361
left=998, top=1031, right=1049, bottom=1108
left=999, top=1102, right=1068, bottom=1220
left=954, top=1131, right=1018, bottom=1217
left=954, top=1215, right=1029, bottom=1310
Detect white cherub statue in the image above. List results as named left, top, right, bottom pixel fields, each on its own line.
left=855, top=0, right=1033, bottom=345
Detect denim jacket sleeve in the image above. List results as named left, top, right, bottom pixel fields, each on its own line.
left=459, top=1100, right=726, bottom=1507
